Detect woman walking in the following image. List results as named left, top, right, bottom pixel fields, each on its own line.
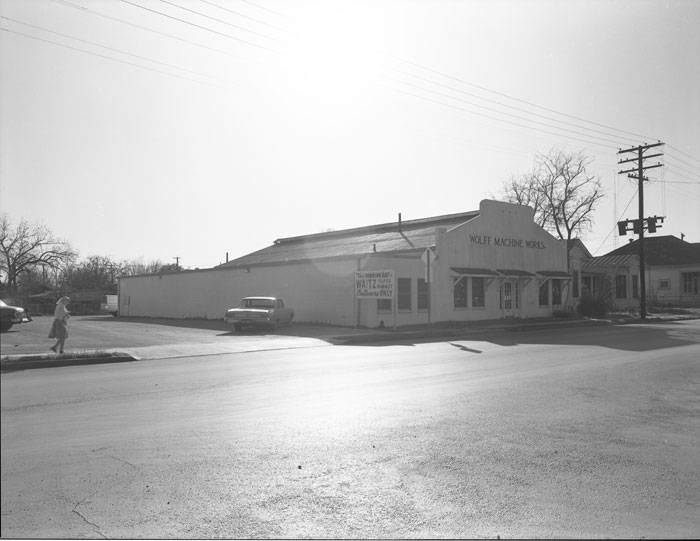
left=49, top=296, right=70, bottom=353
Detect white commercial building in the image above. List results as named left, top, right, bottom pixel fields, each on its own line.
left=119, top=200, right=573, bottom=326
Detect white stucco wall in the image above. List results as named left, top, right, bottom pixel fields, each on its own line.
left=647, top=264, right=700, bottom=306
left=432, top=200, right=569, bottom=321
left=119, top=200, right=572, bottom=326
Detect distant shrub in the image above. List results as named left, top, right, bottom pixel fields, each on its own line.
left=577, top=293, right=611, bottom=318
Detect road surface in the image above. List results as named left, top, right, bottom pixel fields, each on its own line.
left=2, top=321, right=699, bottom=538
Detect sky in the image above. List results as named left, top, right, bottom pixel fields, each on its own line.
left=1, top=0, right=699, bottom=269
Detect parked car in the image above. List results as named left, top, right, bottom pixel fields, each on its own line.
left=100, top=294, right=119, bottom=316
left=224, top=296, right=294, bottom=331
left=0, top=299, right=29, bottom=332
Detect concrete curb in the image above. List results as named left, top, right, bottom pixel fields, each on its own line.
left=330, top=318, right=612, bottom=344
left=1, top=353, right=139, bottom=373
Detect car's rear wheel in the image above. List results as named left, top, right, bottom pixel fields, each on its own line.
left=233, top=323, right=241, bottom=332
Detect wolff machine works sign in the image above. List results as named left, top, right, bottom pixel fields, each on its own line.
left=355, top=270, right=394, bottom=299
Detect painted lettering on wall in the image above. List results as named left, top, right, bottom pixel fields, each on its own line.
left=355, top=270, right=395, bottom=298
left=469, top=234, right=546, bottom=250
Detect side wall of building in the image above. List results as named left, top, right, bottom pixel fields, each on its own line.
left=647, top=264, right=700, bottom=306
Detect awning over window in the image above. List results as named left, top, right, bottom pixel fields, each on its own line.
left=536, top=271, right=571, bottom=278
left=451, top=267, right=499, bottom=276
left=496, top=269, right=536, bottom=277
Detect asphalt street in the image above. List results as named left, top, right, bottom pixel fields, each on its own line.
left=2, top=321, right=699, bottom=538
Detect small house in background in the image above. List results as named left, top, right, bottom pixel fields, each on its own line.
left=603, top=235, right=700, bottom=307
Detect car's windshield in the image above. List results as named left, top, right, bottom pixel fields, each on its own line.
left=0, top=300, right=7, bottom=307
left=241, top=298, right=275, bottom=308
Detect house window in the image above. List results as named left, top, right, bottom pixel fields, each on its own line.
left=615, top=275, right=627, bottom=299
left=572, top=270, right=579, bottom=298
left=472, top=277, right=485, bottom=307
left=453, top=277, right=467, bottom=308
left=397, top=278, right=411, bottom=310
left=377, top=299, right=392, bottom=312
left=417, top=278, right=429, bottom=310
left=658, top=279, right=670, bottom=290
left=539, top=281, right=549, bottom=306
left=552, top=279, right=562, bottom=305
left=581, top=276, right=592, bottom=295
left=682, top=272, right=699, bottom=294
left=632, top=275, right=639, bottom=298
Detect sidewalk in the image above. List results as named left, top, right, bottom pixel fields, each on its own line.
left=2, top=312, right=697, bottom=373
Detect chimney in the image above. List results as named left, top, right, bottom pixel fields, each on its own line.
left=226, top=252, right=229, bottom=263
left=398, top=212, right=402, bottom=233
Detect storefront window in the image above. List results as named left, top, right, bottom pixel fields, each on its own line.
left=552, top=279, right=562, bottom=305
left=398, top=278, right=411, bottom=310
left=377, top=299, right=392, bottom=312
left=683, top=272, right=699, bottom=294
left=472, top=277, right=485, bottom=307
left=616, top=275, right=627, bottom=298
left=539, top=281, right=549, bottom=306
left=453, top=277, right=467, bottom=308
left=417, top=278, right=429, bottom=310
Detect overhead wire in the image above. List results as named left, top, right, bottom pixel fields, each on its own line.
left=50, top=0, right=251, bottom=63
left=0, top=26, right=238, bottom=92
left=592, top=188, right=639, bottom=255
left=1, top=15, right=242, bottom=88
left=667, top=143, right=700, bottom=164
left=155, top=0, right=282, bottom=42
left=196, top=0, right=288, bottom=32
left=117, top=0, right=281, bottom=54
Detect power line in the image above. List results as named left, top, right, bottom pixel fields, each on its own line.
left=389, top=67, right=639, bottom=146
left=665, top=151, right=700, bottom=172
left=383, top=53, right=657, bottom=143
left=237, top=0, right=291, bottom=20
left=387, top=75, right=625, bottom=147
left=196, top=0, right=288, bottom=32
left=1, top=16, right=240, bottom=87
left=51, top=0, right=258, bottom=64
left=0, top=26, right=236, bottom=92
left=156, top=0, right=281, bottom=42
left=384, top=83, right=618, bottom=150
left=667, top=143, right=700, bottom=164
left=118, top=0, right=280, bottom=54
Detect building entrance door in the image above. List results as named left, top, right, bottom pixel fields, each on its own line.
left=500, top=280, right=519, bottom=316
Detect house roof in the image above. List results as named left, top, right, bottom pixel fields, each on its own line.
left=218, top=210, right=480, bottom=269
left=603, top=235, right=700, bottom=266
left=581, top=253, right=638, bottom=271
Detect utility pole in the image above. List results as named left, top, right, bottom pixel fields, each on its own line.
left=173, top=256, right=180, bottom=269
left=617, top=141, right=664, bottom=319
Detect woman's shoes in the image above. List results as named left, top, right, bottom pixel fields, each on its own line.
left=50, top=346, right=57, bottom=353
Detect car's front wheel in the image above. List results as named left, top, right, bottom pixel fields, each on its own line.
left=0, top=321, right=13, bottom=332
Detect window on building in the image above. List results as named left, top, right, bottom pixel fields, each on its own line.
left=397, top=278, right=411, bottom=310
left=539, top=281, right=549, bottom=306
left=616, top=275, right=627, bottom=298
left=453, top=277, right=467, bottom=308
left=682, top=272, right=699, bottom=294
left=417, top=278, right=429, bottom=310
left=472, top=277, right=485, bottom=307
left=659, top=279, right=670, bottom=289
left=552, top=279, right=562, bottom=305
left=377, top=298, right=392, bottom=312
left=632, top=275, right=639, bottom=298
left=572, top=270, right=579, bottom=298
left=581, top=276, right=592, bottom=295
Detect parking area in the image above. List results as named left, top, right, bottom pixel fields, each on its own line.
left=0, top=315, right=356, bottom=359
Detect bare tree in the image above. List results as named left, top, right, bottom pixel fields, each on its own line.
left=502, top=150, right=604, bottom=241
left=0, top=214, right=76, bottom=292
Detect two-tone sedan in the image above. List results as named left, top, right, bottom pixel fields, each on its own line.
left=224, top=296, right=294, bottom=332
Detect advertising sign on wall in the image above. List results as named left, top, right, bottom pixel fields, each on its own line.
left=355, top=270, right=394, bottom=298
